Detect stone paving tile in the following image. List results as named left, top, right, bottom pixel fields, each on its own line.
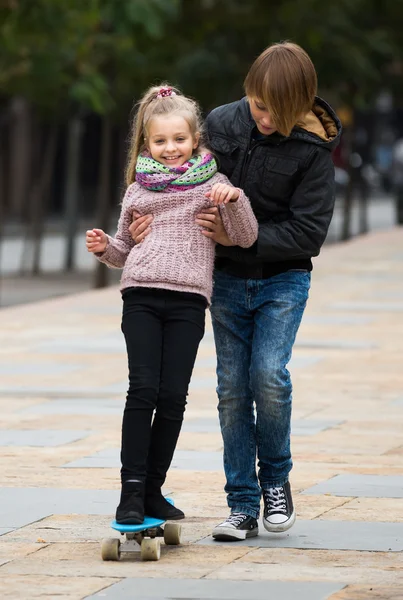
left=86, top=578, right=346, bottom=599
left=0, top=575, right=119, bottom=600
left=0, top=363, right=81, bottom=376
left=0, top=542, right=42, bottom=567
left=330, top=585, right=403, bottom=600
left=197, top=519, right=403, bottom=552
left=303, top=474, right=403, bottom=498
left=303, top=315, right=374, bottom=325
left=0, top=429, right=92, bottom=447
left=212, top=548, right=403, bottom=585
left=4, top=515, right=113, bottom=544
left=18, top=398, right=123, bottom=416
left=314, top=497, right=403, bottom=522
left=0, top=541, right=252, bottom=579
left=0, top=487, right=121, bottom=532
left=295, top=338, right=377, bottom=349
left=330, top=302, right=403, bottom=312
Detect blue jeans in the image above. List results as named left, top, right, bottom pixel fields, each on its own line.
left=210, top=269, right=311, bottom=519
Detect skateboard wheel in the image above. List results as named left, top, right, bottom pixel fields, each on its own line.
left=141, top=538, right=161, bottom=561
left=101, top=537, right=121, bottom=561
left=163, top=523, right=181, bottom=545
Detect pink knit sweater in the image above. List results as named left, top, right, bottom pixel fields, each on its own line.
left=96, top=172, right=258, bottom=303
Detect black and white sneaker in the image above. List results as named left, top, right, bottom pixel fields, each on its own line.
left=262, top=481, right=296, bottom=533
left=212, top=512, right=258, bottom=541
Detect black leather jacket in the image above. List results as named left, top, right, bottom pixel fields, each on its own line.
left=205, top=96, right=342, bottom=278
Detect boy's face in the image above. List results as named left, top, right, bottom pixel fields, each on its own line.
left=248, top=97, right=277, bottom=135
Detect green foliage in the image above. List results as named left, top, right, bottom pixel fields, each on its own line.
left=0, top=0, right=180, bottom=117
left=1, top=0, right=403, bottom=117
left=164, top=0, right=403, bottom=109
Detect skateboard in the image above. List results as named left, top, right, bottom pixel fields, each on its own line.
left=101, top=498, right=181, bottom=561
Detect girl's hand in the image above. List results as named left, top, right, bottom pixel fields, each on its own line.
left=206, top=183, right=240, bottom=205
left=129, top=211, right=153, bottom=243
left=195, top=207, right=235, bottom=246
left=86, top=228, right=107, bottom=253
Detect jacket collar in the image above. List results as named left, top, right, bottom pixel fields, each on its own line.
left=239, top=96, right=342, bottom=150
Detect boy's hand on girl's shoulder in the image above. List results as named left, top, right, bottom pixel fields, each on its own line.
left=205, top=183, right=240, bottom=205
left=86, top=228, right=107, bottom=253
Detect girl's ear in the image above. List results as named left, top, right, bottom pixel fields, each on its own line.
left=193, top=131, right=201, bottom=149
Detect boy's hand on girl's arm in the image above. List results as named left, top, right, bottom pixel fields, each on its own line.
left=205, top=183, right=240, bottom=205
left=86, top=228, right=108, bottom=253
left=129, top=211, right=153, bottom=244
left=195, top=207, right=235, bottom=246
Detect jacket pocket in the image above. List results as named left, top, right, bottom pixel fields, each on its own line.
left=263, top=157, right=299, bottom=198
left=208, top=134, right=239, bottom=177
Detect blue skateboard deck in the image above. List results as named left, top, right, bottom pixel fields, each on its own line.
left=111, top=514, right=166, bottom=533
left=111, top=497, right=174, bottom=533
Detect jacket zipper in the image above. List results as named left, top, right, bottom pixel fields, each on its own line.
left=239, top=145, right=255, bottom=188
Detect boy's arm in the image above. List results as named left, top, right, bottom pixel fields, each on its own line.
left=214, top=174, right=258, bottom=248
left=256, top=148, right=335, bottom=260
left=95, top=185, right=136, bottom=268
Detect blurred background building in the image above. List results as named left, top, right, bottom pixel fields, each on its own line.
left=1, top=0, right=403, bottom=306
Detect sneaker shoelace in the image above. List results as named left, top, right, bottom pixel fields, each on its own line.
left=264, top=487, right=287, bottom=514
left=223, top=512, right=249, bottom=527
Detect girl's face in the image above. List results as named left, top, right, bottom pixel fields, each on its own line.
left=248, top=97, right=277, bottom=135
left=146, top=115, right=200, bottom=168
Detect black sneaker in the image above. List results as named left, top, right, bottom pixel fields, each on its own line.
left=262, top=481, right=295, bottom=533
left=212, top=513, right=259, bottom=541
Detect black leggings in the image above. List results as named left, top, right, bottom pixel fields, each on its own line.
left=120, top=287, right=206, bottom=489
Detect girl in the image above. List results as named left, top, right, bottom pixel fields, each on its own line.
left=85, top=84, right=258, bottom=524
left=129, top=43, right=342, bottom=540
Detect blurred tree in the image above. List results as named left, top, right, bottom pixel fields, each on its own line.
left=155, top=0, right=398, bottom=108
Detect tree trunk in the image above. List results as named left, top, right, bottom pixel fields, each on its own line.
left=341, top=170, right=354, bottom=241
left=341, top=122, right=354, bottom=241
left=0, top=120, right=5, bottom=307
left=63, top=114, right=83, bottom=271
left=8, top=97, right=31, bottom=218
left=21, top=124, right=59, bottom=274
left=93, top=117, right=113, bottom=289
left=357, top=180, right=369, bottom=235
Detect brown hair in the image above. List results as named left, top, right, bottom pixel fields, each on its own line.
left=125, top=83, right=204, bottom=185
left=244, top=42, right=317, bottom=137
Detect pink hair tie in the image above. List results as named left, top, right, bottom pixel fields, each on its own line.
left=156, top=87, right=176, bottom=98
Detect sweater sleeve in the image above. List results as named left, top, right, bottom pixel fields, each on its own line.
left=95, top=184, right=136, bottom=269
left=214, top=174, right=258, bottom=248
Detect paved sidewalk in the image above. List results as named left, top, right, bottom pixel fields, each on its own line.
left=0, top=228, right=403, bottom=599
